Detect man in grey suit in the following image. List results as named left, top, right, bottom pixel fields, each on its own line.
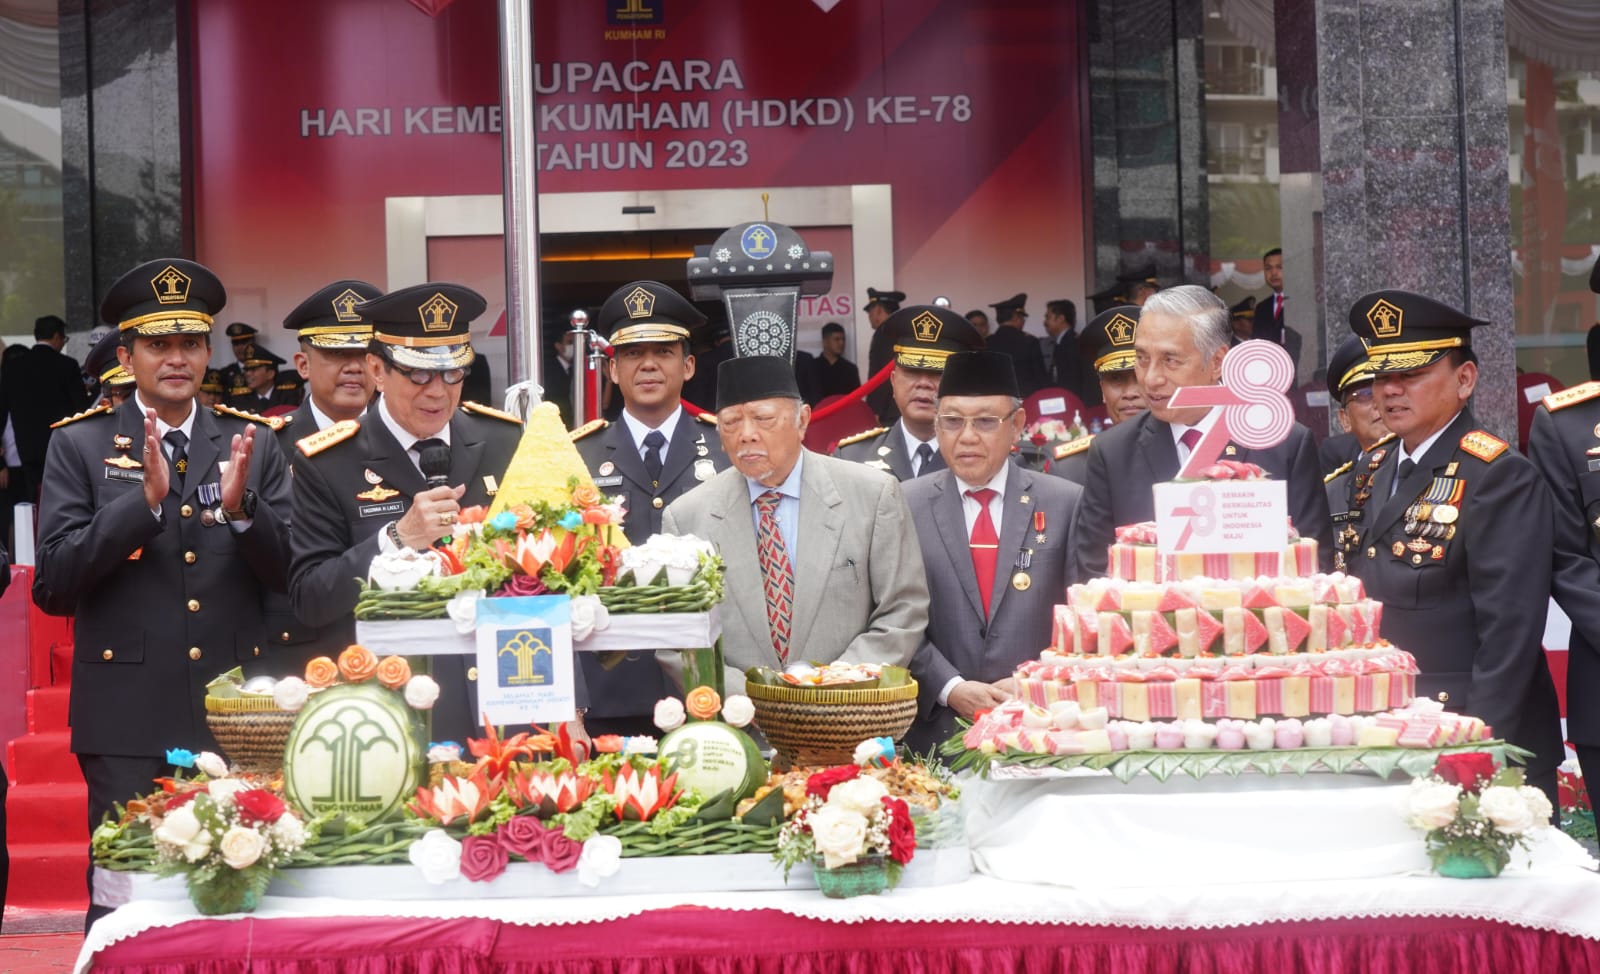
left=661, top=355, right=928, bottom=696
left=1069, top=286, right=1333, bottom=580
left=902, top=352, right=1082, bottom=754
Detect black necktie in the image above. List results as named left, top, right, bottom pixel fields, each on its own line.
left=1392, top=458, right=1415, bottom=498
left=163, top=430, right=188, bottom=489
left=914, top=442, right=935, bottom=476
left=643, top=430, right=666, bottom=486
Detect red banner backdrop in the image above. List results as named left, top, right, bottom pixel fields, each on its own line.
left=189, top=0, right=1086, bottom=369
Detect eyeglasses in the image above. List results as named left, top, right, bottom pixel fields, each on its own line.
left=935, top=411, right=1016, bottom=435
left=391, top=362, right=468, bottom=386
left=1343, top=387, right=1374, bottom=404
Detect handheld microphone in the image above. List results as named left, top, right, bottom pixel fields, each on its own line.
left=419, top=443, right=452, bottom=490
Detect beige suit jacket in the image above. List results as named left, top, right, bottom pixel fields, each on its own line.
left=660, top=450, right=929, bottom=695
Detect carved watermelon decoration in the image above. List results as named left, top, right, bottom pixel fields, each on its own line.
left=659, top=721, right=766, bottom=803
left=283, top=682, right=425, bottom=822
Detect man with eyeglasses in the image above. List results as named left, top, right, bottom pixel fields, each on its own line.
left=1322, top=336, right=1391, bottom=526
left=573, top=280, right=726, bottom=737
left=1068, top=285, right=1332, bottom=580
left=982, top=293, right=1050, bottom=397
left=900, top=351, right=1082, bottom=754
left=834, top=305, right=984, bottom=480
left=659, top=355, right=928, bottom=696
left=258, top=280, right=382, bottom=671
left=1341, top=289, right=1561, bottom=806
left=287, top=282, right=535, bottom=742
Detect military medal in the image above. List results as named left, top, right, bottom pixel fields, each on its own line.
left=113, top=434, right=133, bottom=451
left=599, top=461, right=615, bottom=476
left=1034, top=510, right=1047, bottom=545
left=1431, top=504, right=1457, bottom=525
left=197, top=483, right=221, bottom=506
left=200, top=508, right=216, bottom=527
left=1012, top=571, right=1031, bottom=592
left=1593, top=422, right=1600, bottom=438
left=694, top=459, right=715, bottom=481
left=1369, top=449, right=1387, bottom=466
left=363, top=468, right=383, bottom=485
left=695, top=434, right=709, bottom=458
left=356, top=484, right=401, bottom=502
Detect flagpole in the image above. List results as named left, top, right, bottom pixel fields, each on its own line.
left=497, top=0, right=543, bottom=416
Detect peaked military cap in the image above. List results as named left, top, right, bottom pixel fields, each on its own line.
left=102, top=259, right=226, bottom=336
left=1348, top=289, right=1487, bottom=374
left=879, top=304, right=985, bottom=370
left=1086, top=305, right=1141, bottom=374
left=284, top=280, right=382, bottom=350
left=716, top=355, right=801, bottom=410
left=1118, top=265, right=1159, bottom=286
left=359, top=283, right=485, bottom=370
left=597, top=280, right=706, bottom=347
left=84, top=329, right=134, bottom=388
left=864, top=287, right=905, bottom=313
left=990, top=293, right=1027, bottom=321
left=1327, top=335, right=1376, bottom=401
left=239, top=344, right=285, bottom=369
left=939, top=350, right=1019, bottom=399
left=200, top=368, right=226, bottom=394
left=1229, top=296, right=1256, bottom=320
left=225, top=321, right=258, bottom=341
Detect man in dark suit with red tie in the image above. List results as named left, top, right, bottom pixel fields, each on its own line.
left=1257, top=248, right=1303, bottom=366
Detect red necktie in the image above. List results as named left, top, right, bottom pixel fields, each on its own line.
left=1179, top=427, right=1202, bottom=457
left=967, top=488, right=999, bottom=616
left=754, top=490, right=794, bottom=664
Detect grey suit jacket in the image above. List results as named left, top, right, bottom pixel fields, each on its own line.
left=660, top=450, right=929, bottom=695
left=901, top=462, right=1081, bottom=753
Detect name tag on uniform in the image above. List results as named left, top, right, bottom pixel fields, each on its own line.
left=105, top=466, right=144, bottom=484
left=358, top=500, right=406, bottom=518
left=594, top=475, right=625, bottom=488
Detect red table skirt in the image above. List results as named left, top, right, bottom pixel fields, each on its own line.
left=86, top=908, right=1600, bottom=973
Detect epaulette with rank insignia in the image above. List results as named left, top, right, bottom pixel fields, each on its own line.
left=1054, top=435, right=1094, bottom=460
left=1324, top=460, right=1353, bottom=484
left=1543, top=381, right=1600, bottom=413
left=1459, top=429, right=1508, bottom=463
left=297, top=419, right=359, bottom=457
left=460, top=401, right=523, bottom=425
left=49, top=402, right=113, bottom=429
left=569, top=419, right=607, bottom=442
left=1369, top=432, right=1397, bottom=450
left=835, top=426, right=887, bottom=448
left=695, top=411, right=718, bottom=426
left=212, top=403, right=289, bottom=432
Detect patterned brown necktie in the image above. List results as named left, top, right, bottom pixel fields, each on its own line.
left=754, top=490, right=794, bottom=663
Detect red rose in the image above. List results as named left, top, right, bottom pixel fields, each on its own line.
left=498, top=816, right=548, bottom=861
left=882, top=796, right=916, bottom=866
left=165, top=789, right=199, bottom=811
left=233, top=789, right=288, bottom=825
left=804, top=765, right=860, bottom=802
left=1434, top=752, right=1498, bottom=793
left=541, top=829, right=583, bottom=873
left=460, top=834, right=510, bottom=882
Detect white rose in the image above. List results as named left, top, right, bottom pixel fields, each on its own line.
left=272, top=676, right=310, bottom=712
left=154, top=806, right=213, bottom=863
left=826, top=776, right=889, bottom=818
left=270, top=814, right=307, bottom=851
left=195, top=751, right=229, bottom=778
left=405, top=675, right=441, bottom=710
left=654, top=697, right=685, bottom=732
left=368, top=548, right=442, bottom=590
left=219, top=824, right=267, bottom=870
left=577, top=834, right=623, bottom=888
left=853, top=739, right=882, bottom=766
left=207, top=777, right=251, bottom=808
left=809, top=804, right=868, bottom=871
left=1406, top=780, right=1462, bottom=831
left=446, top=590, right=483, bottom=634
left=569, top=595, right=610, bottom=641
left=408, top=829, right=463, bottom=884
left=1480, top=786, right=1536, bottom=835
left=1520, top=785, right=1554, bottom=828
left=721, top=694, right=755, bottom=728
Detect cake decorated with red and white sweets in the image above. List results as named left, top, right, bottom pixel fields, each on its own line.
left=1107, top=520, right=1319, bottom=584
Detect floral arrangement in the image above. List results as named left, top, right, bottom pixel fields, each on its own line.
left=92, top=750, right=317, bottom=915
left=1014, top=415, right=1088, bottom=472
left=1559, top=754, right=1595, bottom=844
left=269, top=644, right=440, bottom=713
left=1404, top=752, right=1553, bottom=876
left=773, top=743, right=917, bottom=891
left=653, top=687, right=756, bottom=732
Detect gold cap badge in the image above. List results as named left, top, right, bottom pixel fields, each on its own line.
left=418, top=292, right=458, bottom=333
left=332, top=288, right=365, bottom=322
left=151, top=265, right=192, bottom=305
left=912, top=310, right=942, bottom=343
left=1106, top=313, right=1136, bottom=346
left=624, top=285, right=656, bottom=319
left=1366, top=298, right=1403, bottom=339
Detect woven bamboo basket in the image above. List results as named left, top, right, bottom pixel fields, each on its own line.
left=743, top=679, right=918, bottom=767
left=204, top=695, right=295, bottom=774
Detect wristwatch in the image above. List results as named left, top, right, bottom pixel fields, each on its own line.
left=221, top=488, right=257, bottom=522
left=386, top=521, right=404, bottom=550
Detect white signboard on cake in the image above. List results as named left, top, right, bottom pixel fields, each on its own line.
left=473, top=595, right=577, bottom=724
left=1153, top=479, right=1287, bottom=554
